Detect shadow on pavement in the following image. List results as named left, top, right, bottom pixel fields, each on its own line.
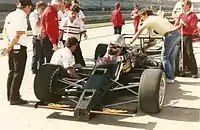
left=152, top=106, right=200, bottom=122
left=150, top=80, right=200, bottom=122
left=47, top=112, right=157, bottom=129
left=164, top=80, right=200, bottom=104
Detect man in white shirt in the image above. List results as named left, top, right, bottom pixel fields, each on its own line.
left=51, top=37, right=80, bottom=79
left=3, top=0, right=32, bottom=105
left=59, top=5, right=87, bottom=66
left=130, top=9, right=185, bottom=84
left=157, top=6, right=165, bottom=18
left=71, top=0, right=86, bottom=22
left=29, top=1, right=47, bottom=74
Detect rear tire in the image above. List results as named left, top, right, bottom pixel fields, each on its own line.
left=34, top=64, right=67, bottom=102
left=139, top=69, right=166, bottom=113
left=94, top=43, right=108, bottom=60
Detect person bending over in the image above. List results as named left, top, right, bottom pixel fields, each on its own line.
left=50, top=37, right=81, bottom=79
left=130, top=9, right=185, bottom=84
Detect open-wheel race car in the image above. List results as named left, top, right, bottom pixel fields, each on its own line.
left=34, top=35, right=166, bottom=121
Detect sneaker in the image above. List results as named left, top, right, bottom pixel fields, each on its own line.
left=166, top=79, right=175, bottom=84
left=192, top=74, right=198, bottom=78
left=10, top=99, right=28, bottom=105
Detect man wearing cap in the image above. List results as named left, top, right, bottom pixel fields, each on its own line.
left=41, top=0, right=63, bottom=63
left=111, top=2, right=124, bottom=35
left=2, top=0, right=33, bottom=105
left=50, top=37, right=81, bottom=79
left=29, top=1, right=47, bottom=74
left=59, top=5, right=87, bottom=66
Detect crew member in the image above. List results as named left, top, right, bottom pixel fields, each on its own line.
left=130, top=9, right=184, bottom=84
left=50, top=37, right=80, bottom=79
left=29, top=1, right=47, bottom=74
left=41, top=0, right=63, bottom=63
left=59, top=5, right=87, bottom=66
left=71, top=0, right=86, bottom=22
left=131, top=4, right=140, bottom=33
left=3, top=0, right=33, bottom=105
left=175, top=0, right=198, bottom=78
left=111, top=2, right=124, bottom=35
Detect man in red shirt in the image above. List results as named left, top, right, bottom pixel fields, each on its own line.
left=175, top=0, right=198, bottom=78
left=41, top=0, right=63, bottom=63
left=111, top=2, right=124, bottom=35
left=131, top=4, right=140, bottom=33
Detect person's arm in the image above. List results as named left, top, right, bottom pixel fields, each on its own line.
left=130, top=25, right=146, bottom=44
left=80, top=19, right=87, bottom=40
left=189, top=14, right=198, bottom=31
left=29, top=12, right=41, bottom=28
left=6, top=31, right=24, bottom=53
left=79, top=10, right=86, bottom=22
left=45, top=12, right=59, bottom=45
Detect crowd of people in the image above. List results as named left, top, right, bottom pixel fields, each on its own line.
left=1, top=0, right=199, bottom=105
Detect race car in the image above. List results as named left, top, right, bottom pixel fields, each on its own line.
left=34, top=35, right=166, bottom=121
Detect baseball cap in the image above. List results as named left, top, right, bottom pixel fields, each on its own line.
left=17, top=0, right=33, bottom=7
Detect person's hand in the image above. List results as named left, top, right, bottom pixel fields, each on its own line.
left=84, top=33, right=88, bottom=40
left=53, top=44, right=58, bottom=51
left=180, top=19, right=187, bottom=27
left=130, top=40, right=134, bottom=44
left=0, top=48, right=8, bottom=56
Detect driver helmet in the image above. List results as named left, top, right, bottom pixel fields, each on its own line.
left=110, top=34, right=124, bottom=47
left=108, top=34, right=124, bottom=55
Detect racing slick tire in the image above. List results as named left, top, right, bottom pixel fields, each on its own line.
left=34, top=64, right=67, bottom=102
left=139, top=69, right=166, bottom=113
left=94, top=43, right=108, bottom=60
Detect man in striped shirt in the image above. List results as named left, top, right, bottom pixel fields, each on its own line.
left=59, top=5, right=87, bottom=66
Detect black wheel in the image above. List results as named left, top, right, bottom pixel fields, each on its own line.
left=94, top=43, right=108, bottom=60
left=139, top=69, right=166, bottom=113
left=34, top=64, right=67, bottom=102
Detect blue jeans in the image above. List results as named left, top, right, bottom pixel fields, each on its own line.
left=161, top=30, right=181, bottom=79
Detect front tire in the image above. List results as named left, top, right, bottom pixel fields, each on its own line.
left=139, top=69, right=166, bottom=113
left=34, top=64, right=67, bottom=102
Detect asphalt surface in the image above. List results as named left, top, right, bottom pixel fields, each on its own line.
left=0, top=23, right=200, bottom=130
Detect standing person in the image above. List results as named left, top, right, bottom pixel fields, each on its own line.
left=41, top=0, right=63, bottom=63
left=111, top=2, right=124, bottom=35
left=157, top=6, right=165, bottom=18
left=131, top=4, right=140, bottom=33
left=71, top=0, right=86, bottom=22
left=59, top=5, right=87, bottom=66
left=175, top=0, right=198, bottom=78
left=130, top=9, right=184, bottom=83
left=2, top=0, right=33, bottom=105
left=29, top=1, right=47, bottom=74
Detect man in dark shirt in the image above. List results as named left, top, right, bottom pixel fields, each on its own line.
left=41, top=0, right=63, bottom=63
